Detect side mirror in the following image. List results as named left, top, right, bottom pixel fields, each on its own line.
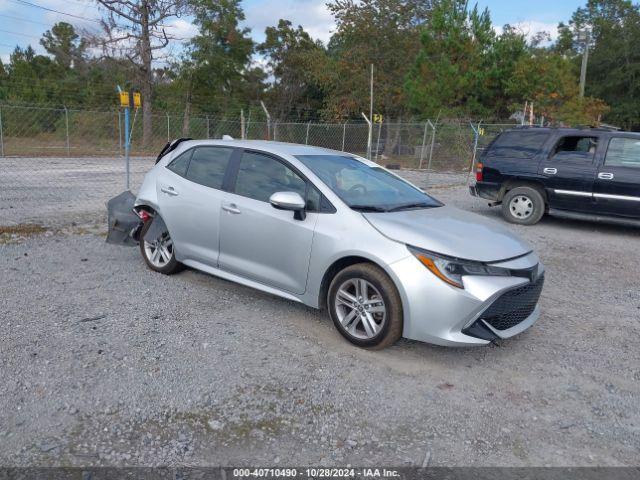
left=269, top=191, right=307, bottom=220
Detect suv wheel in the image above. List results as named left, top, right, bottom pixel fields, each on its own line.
left=327, top=263, right=403, bottom=349
left=502, top=186, right=545, bottom=225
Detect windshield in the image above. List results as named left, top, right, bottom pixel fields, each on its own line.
left=295, top=154, right=442, bottom=212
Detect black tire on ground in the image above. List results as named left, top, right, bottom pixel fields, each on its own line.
left=139, top=218, right=183, bottom=275
left=501, top=186, right=546, bottom=225
left=327, top=263, right=403, bottom=349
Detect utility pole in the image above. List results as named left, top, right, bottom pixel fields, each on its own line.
left=579, top=29, right=591, bottom=98
left=367, top=64, right=374, bottom=160
left=369, top=63, right=374, bottom=127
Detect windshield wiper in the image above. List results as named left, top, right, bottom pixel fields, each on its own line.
left=350, top=205, right=389, bottom=212
left=387, top=202, right=434, bottom=212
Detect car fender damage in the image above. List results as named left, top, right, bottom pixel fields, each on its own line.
left=141, top=213, right=168, bottom=244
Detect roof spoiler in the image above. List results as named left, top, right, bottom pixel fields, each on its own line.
left=155, top=137, right=192, bottom=164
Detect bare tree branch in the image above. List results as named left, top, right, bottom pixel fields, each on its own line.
left=91, top=0, right=187, bottom=146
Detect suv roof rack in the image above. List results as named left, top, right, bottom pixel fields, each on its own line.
left=155, top=137, right=192, bottom=164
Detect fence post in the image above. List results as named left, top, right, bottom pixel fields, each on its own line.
left=64, top=106, right=70, bottom=156
left=466, top=121, right=482, bottom=185
left=206, top=116, right=210, bottom=139
left=418, top=121, right=429, bottom=169
left=241, top=109, right=246, bottom=140
left=260, top=101, right=271, bottom=140
left=375, top=122, right=382, bottom=162
left=166, top=113, right=170, bottom=141
left=341, top=123, right=346, bottom=151
left=273, top=121, right=278, bottom=141
left=425, top=120, right=436, bottom=186
left=361, top=112, right=372, bottom=160
left=0, top=106, right=4, bottom=157
left=305, top=122, right=311, bottom=145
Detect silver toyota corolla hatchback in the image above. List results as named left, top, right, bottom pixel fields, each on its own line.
left=110, top=139, right=545, bottom=349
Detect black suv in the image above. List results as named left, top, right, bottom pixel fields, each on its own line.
left=470, top=127, right=640, bottom=225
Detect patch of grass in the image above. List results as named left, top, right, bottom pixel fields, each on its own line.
left=0, top=222, right=108, bottom=245
left=0, top=224, right=48, bottom=235
left=0, top=224, right=49, bottom=243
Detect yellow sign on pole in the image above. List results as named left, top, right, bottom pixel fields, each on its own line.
left=373, top=113, right=383, bottom=124
left=119, top=91, right=130, bottom=107
left=133, top=92, right=142, bottom=108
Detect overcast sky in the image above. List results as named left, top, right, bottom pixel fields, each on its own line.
left=0, top=0, right=584, bottom=65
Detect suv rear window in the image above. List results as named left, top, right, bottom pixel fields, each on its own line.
left=487, top=131, right=550, bottom=159
left=605, top=137, right=640, bottom=168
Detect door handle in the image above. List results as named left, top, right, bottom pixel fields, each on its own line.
left=161, top=186, right=179, bottom=196
left=598, top=172, right=615, bottom=180
left=543, top=168, right=557, bottom=175
left=222, top=203, right=241, bottom=214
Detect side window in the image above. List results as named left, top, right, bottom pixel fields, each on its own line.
left=487, top=131, right=550, bottom=159
left=234, top=151, right=306, bottom=202
left=185, top=146, right=234, bottom=189
left=166, top=150, right=192, bottom=177
left=550, top=136, right=598, bottom=162
left=605, top=137, right=640, bottom=169
left=306, top=185, right=322, bottom=212
left=306, top=184, right=335, bottom=213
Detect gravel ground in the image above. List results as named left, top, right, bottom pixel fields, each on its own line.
left=1, top=167, right=639, bottom=467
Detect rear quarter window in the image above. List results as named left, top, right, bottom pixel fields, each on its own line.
left=487, top=131, right=550, bottom=159
left=166, top=150, right=192, bottom=177
left=605, top=137, right=640, bottom=168
left=185, top=147, right=234, bottom=189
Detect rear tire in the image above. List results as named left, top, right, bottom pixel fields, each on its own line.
left=327, top=263, right=403, bottom=349
left=139, top=218, right=182, bottom=274
left=502, top=186, right=545, bottom=225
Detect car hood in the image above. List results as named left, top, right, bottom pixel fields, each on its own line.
left=363, top=206, right=532, bottom=263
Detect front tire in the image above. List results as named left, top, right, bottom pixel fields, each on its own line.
left=502, top=186, right=546, bottom=225
left=139, top=218, right=182, bottom=274
left=327, top=263, right=403, bottom=349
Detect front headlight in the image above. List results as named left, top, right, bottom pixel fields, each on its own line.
left=408, top=246, right=510, bottom=289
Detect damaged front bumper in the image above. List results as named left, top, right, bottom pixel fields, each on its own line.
left=106, top=191, right=143, bottom=246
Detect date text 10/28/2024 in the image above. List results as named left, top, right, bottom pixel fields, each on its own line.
left=233, top=468, right=401, bottom=478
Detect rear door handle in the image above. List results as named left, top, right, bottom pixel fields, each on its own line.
left=222, top=203, right=241, bottom=214
left=161, top=186, right=179, bottom=196
left=543, top=168, right=557, bottom=175
left=598, top=172, right=614, bottom=180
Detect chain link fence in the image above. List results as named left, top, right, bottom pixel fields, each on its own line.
left=0, top=102, right=518, bottom=228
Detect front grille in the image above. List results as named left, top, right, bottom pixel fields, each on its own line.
left=480, top=274, right=545, bottom=331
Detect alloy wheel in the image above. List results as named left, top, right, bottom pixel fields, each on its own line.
left=334, top=278, right=387, bottom=340
left=144, top=232, right=174, bottom=268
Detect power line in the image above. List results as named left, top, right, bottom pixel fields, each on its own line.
left=6, top=0, right=180, bottom=30
left=6, top=0, right=103, bottom=24
left=0, top=28, right=44, bottom=40
left=0, top=13, right=63, bottom=27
